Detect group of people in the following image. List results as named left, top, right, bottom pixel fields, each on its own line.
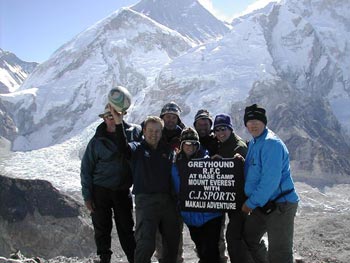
left=80, top=98, right=299, bottom=263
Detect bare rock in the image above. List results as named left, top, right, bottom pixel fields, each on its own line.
left=0, top=175, right=95, bottom=259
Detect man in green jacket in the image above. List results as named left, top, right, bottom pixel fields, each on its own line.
left=212, top=113, right=253, bottom=263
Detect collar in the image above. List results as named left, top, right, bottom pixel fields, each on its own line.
left=252, top=127, right=268, bottom=143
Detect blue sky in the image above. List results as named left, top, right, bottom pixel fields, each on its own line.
left=1, top=0, right=262, bottom=63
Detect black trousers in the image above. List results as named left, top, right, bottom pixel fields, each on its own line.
left=188, top=215, right=223, bottom=263
left=91, top=185, right=135, bottom=263
left=134, top=193, right=181, bottom=263
left=226, top=211, right=254, bottom=263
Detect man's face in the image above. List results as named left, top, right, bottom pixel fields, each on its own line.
left=103, top=113, right=115, bottom=130
left=143, top=121, right=163, bottom=148
left=162, top=113, right=178, bottom=130
left=246, top=119, right=265, bottom=138
left=214, top=126, right=231, bottom=143
left=194, top=118, right=211, bottom=137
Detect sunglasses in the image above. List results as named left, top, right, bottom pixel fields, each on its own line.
left=184, top=141, right=197, bottom=146
left=104, top=114, right=114, bottom=120
left=214, top=127, right=228, bottom=132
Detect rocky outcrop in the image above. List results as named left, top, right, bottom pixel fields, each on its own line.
left=229, top=81, right=350, bottom=187
left=0, top=99, right=17, bottom=142
left=0, top=175, right=95, bottom=259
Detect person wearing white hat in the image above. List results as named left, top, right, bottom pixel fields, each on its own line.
left=80, top=104, right=141, bottom=263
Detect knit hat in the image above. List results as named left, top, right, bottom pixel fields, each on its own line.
left=244, top=104, right=267, bottom=126
left=193, top=109, right=213, bottom=127
left=160, top=101, right=182, bottom=118
left=180, top=127, right=200, bottom=149
left=98, top=104, right=111, bottom=118
left=213, top=114, right=233, bottom=130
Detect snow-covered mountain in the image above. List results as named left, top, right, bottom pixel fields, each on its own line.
left=131, top=0, right=230, bottom=44
left=0, top=0, right=349, bottom=186
left=0, top=1, right=350, bottom=261
left=0, top=7, right=191, bottom=151
left=0, top=49, right=37, bottom=141
left=141, top=0, right=350, bottom=184
left=0, top=49, right=38, bottom=93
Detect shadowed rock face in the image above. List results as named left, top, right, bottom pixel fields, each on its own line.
left=0, top=175, right=80, bottom=222
left=0, top=175, right=95, bottom=258
left=229, top=82, right=350, bottom=187
left=0, top=100, right=17, bottom=142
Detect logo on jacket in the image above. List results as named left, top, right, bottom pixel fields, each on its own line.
left=144, top=151, right=150, bottom=158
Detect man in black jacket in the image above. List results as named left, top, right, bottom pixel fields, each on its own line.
left=160, top=101, right=185, bottom=150
left=111, top=108, right=181, bottom=263
left=159, top=101, right=185, bottom=263
left=193, top=109, right=229, bottom=262
left=80, top=105, right=141, bottom=263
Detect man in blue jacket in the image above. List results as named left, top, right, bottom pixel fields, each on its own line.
left=80, top=105, right=141, bottom=263
left=242, top=104, right=299, bottom=263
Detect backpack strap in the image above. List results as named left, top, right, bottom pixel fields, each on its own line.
left=272, top=189, right=294, bottom=202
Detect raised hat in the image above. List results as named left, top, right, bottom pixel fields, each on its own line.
left=108, top=86, right=132, bottom=113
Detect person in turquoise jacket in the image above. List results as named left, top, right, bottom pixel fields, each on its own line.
left=242, top=104, right=299, bottom=263
left=172, top=127, right=223, bottom=263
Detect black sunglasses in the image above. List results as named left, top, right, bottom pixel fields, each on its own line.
left=184, top=141, right=197, bottom=146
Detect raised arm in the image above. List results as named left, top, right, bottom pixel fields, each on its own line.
left=109, top=103, right=132, bottom=157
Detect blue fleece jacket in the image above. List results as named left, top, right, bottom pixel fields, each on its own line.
left=244, top=127, right=299, bottom=209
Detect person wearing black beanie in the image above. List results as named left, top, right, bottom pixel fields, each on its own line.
left=243, top=104, right=267, bottom=126
left=242, top=104, right=299, bottom=263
